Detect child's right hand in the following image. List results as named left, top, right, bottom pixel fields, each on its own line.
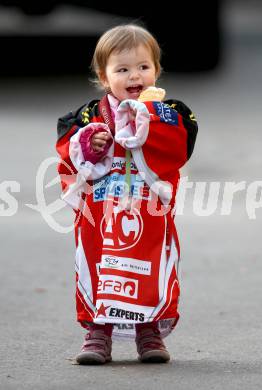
left=91, top=131, right=111, bottom=152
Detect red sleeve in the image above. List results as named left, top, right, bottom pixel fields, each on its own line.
left=141, top=100, right=198, bottom=181
left=56, top=125, right=78, bottom=193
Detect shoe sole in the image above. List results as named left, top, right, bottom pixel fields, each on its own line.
left=139, top=350, right=170, bottom=363
left=76, top=351, right=112, bottom=365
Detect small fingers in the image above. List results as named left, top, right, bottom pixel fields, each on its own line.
left=92, top=139, right=105, bottom=151
left=93, top=145, right=105, bottom=152
left=94, top=131, right=110, bottom=140
left=93, top=138, right=106, bottom=147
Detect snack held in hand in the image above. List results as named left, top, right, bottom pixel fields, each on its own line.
left=138, top=86, right=166, bottom=102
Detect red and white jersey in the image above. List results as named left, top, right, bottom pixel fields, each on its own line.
left=56, top=95, right=198, bottom=338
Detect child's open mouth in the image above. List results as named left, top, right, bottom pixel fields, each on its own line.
left=126, top=85, right=143, bottom=95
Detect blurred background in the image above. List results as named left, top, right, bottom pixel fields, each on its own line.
left=0, top=0, right=221, bottom=74
left=0, top=1, right=262, bottom=389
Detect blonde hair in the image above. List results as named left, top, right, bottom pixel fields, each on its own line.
left=91, top=24, right=162, bottom=87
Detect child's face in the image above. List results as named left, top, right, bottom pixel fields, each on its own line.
left=100, top=44, right=157, bottom=101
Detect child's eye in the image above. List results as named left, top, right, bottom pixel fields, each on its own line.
left=117, top=68, right=127, bottom=72
left=140, top=65, right=149, bottom=70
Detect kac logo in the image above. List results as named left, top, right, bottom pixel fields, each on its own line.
left=100, top=204, right=143, bottom=251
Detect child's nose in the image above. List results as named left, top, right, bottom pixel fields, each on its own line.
left=129, top=69, right=140, bottom=80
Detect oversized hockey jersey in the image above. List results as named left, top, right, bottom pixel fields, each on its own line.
left=56, top=94, right=198, bottom=339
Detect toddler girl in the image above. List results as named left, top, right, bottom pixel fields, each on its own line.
left=56, top=24, right=198, bottom=364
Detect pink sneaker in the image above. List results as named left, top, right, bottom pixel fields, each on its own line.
left=135, top=325, right=170, bottom=363
left=75, top=329, right=112, bottom=365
